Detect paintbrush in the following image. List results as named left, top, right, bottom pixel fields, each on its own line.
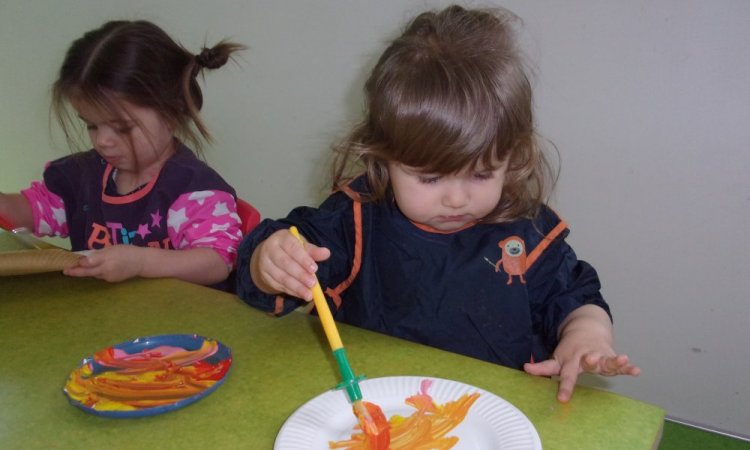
left=289, top=226, right=389, bottom=448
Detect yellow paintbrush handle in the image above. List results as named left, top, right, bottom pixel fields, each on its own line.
left=289, top=227, right=343, bottom=350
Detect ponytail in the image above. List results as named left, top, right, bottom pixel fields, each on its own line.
left=182, top=41, right=246, bottom=144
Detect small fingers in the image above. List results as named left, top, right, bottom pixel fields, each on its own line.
left=277, top=277, right=314, bottom=301
left=605, top=354, right=641, bottom=376
left=602, top=354, right=628, bottom=375
left=309, top=245, right=331, bottom=264
left=258, top=256, right=315, bottom=301
left=255, top=229, right=333, bottom=302
left=63, top=254, right=100, bottom=277
left=278, top=234, right=318, bottom=273
left=556, top=360, right=581, bottom=403
left=626, top=364, right=642, bottom=376
left=74, top=254, right=98, bottom=268
left=523, top=359, right=561, bottom=377
left=580, top=353, right=601, bottom=372
left=63, top=266, right=87, bottom=277
left=64, top=265, right=108, bottom=280
left=582, top=353, right=641, bottom=377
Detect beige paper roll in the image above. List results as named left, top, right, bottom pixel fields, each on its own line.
left=0, top=249, right=82, bottom=276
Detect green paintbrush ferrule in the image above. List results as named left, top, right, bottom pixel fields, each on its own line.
left=332, top=347, right=364, bottom=403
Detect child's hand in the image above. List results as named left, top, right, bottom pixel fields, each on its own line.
left=523, top=305, right=641, bottom=402
left=250, top=228, right=331, bottom=301
left=523, top=345, right=640, bottom=403
left=63, top=245, right=145, bottom=282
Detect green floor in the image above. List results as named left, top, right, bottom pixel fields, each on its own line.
left=659, top=420, right=750, bottom=450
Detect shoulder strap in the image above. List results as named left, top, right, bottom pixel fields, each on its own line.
left=324, top=198, right=363, bottom=308
left=525, top=219, right=568, bottom=269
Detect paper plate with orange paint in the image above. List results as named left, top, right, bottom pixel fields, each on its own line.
left=62, top=334, right=232, bottom=418
left=274, top=376, right=541, bottom=450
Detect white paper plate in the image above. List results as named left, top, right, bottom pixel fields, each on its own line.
left=275, top=376, right=541, bottom=449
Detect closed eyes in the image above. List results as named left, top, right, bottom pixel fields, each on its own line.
left=418, top=171, right=494, bottom=184
left=82, top=119, right=134, bottom=134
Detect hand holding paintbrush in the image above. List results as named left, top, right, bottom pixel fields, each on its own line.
left=288, top=227, right=389, bottom=448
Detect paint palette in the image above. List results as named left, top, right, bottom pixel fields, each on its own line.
left=63, top=334, right=232, bottom=418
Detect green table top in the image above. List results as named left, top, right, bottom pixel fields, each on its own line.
left=0, top=232, right=664, bottom=449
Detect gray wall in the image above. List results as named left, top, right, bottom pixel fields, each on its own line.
left=1, top=0, right=748, bottom=435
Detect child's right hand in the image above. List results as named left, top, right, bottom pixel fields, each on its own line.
left=249, top=228, right=331, bottom=301
left=64, top=245, right=145, bottom=282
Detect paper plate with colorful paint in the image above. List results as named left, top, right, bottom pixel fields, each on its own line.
left=63, top=334, right=232, bottom=418
left=275, top=376, right=541, bottom=449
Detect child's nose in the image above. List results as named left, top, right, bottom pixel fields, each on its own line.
left=92, top=126, right=117, bottom=148
left=442, top=182, right=470, bottom=208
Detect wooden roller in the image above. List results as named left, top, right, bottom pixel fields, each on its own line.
left=0, top=249, right=82, bottom=276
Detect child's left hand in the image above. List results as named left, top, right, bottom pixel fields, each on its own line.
left=522, top=304, right=641, bottom=402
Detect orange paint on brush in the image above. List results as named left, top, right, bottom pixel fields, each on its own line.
left=354, top=401, right=390, bottom=450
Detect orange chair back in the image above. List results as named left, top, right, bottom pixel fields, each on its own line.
left=0, top=214, right=14, bottom=231
left=236, top=198, right=261, bottom=235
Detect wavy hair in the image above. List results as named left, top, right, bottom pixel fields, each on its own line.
left=332, top=5, right=555, bottom=222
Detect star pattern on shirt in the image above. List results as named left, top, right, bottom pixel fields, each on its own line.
left=38, top=219, right=53, bottom=236
left=168, top=207, right=189, bottom=233
left=189, top=190, right=215, bottom=205
left=192, top=236, right=218, bottom=244
left=210, top=222, right=231, bottom=233
left=212, top=201, right=230, bottom=217
left=136, top=223, right=151, bottom=239
left=52, top=206, right=66, bottom=226
left=150, top=210, right=162, bottom=228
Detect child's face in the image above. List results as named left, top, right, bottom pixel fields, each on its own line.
left=71, top=96, right=175, bottom=177
left=388, top=159, right=508, bottom=232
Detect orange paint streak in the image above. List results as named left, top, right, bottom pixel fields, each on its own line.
left=329, top=381, right=480, bottom=450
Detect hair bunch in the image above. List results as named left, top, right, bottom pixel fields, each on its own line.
left=52, top=20, right=245, bottom=154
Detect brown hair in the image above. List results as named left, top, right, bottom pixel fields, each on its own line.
left=332, top=5, right=555, bottom=222
left=52, top=20, right=245, bottom=155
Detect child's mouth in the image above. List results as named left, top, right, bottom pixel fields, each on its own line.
left=439, top=215, right=468, bottom=222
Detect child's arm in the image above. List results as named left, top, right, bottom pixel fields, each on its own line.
left=236, top=190, right=360, bottom=314
left=63, top=245, right=230, bottom=284
left=523, top=304, right=640, bottom=402
left=63, top=190, right=241, bottom=285
left=0, top=193, right=34, bottom=229
left=522, top=207, right=639, bottom=401
left=250, top=228, right=331, bottom=301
